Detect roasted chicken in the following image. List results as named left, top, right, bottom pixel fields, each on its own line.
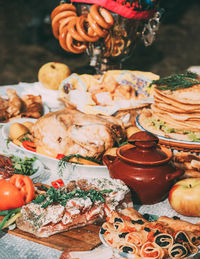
left=31, top=106, right=126, bottom=158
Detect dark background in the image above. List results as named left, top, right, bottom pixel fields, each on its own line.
left=0, top=0, right=200, bottom=86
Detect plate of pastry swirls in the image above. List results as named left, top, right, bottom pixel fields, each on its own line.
left=99, top=208, right=200, bottom=259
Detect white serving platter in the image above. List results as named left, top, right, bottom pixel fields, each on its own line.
left=2, top=118, right=110, bottom=181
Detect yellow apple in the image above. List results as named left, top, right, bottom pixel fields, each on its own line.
left=168, top=178, right=200, bottom=217
left=38, top=62, right=71, bottom=90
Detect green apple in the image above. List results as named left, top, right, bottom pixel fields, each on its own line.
left=168, top=178, right=200, bottom=217
left=38, top=62, right=71, bottom=90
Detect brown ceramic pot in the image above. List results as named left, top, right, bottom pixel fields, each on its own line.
left=103, top=131, right=183, bottom=205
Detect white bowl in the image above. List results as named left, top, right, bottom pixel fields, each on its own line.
left=2, top=118, right=110, bottom=180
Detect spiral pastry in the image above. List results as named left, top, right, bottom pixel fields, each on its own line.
left=51, top=4, right=114, bottom=54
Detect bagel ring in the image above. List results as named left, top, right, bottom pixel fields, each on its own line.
left=52, top=10, right=77, bottom=38
left=90, top=5, right=114, bottom=29
left=66, top=32, right=87, bottom=54
left=51, top=3, right=76, bottom=20
left=76, top=16, right=100, bottom=42
left=87, top=13, right=108, bottom=38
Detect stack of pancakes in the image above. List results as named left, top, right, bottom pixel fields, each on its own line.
left=139, top=81, right=200, bottom=142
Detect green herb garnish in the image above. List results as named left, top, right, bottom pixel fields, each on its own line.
left=11, top=156, right=38, bottom=176
left=150, top=71, right=200, bottom=91
left=32, top=187, right=113, bottom=208
left=20, top=135, right=32, bottom=142
left=58, top=154, right=103, bottom=176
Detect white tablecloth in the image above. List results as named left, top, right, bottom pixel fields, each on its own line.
left=0, top=82, right=200, bottom=259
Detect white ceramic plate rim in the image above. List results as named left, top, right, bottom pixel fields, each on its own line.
left=136, top=114, right=200, bottom=146
left=1, top=118, right=107, bottom=169
left=99, top=230, right=200, bottom=259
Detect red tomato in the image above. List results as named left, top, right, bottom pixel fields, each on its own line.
left=22, top=140, right=36, bottom=152
left=9, top=174, right=35, bottom=204
left=0, top=179, right=25, bottom=210
left=51, top=179, right=65, bottom=189
left=56, top=154, right=65, bottom=160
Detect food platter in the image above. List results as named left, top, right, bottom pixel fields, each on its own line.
left=136, top=114, right=200, bottom=152
left=99, top=208, right=200, bottom=259
left=99, top=230, right=200, bottom=259
left=1, top=118, right=110, bottom=180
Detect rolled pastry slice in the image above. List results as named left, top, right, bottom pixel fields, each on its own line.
left=140, top=241, right=165, bottom=259
left=108, top=208, right=148, bottom=232
left=125, top=230, right=148, bottom=247
left=103, top=228, right=120, bottom=248
left=107, top=212, right=137, bottom=232
left=157, top=216, right=200, bottom=233
left=174, top=231, right=199, bottom=255
left=154, top=233, right=174, bottom=249
left=183, top=230, right=200, bottom=246
left=120, top=207, right=149, bottom=224
left=117, top=241, right=139, bottom=255
left=168, top=243, right=188, bottom=258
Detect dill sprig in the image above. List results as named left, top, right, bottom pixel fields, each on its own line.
left=58, top=154, right=103, bottom=176
left=150, top=71, right=200, bottom=91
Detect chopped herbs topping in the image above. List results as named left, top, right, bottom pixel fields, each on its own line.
left=150, top=71, right=200, bottom=91
left=32, top=187, right=113, bottom=208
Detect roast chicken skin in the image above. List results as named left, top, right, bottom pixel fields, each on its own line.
left=31, top=107, right=126, bottom=158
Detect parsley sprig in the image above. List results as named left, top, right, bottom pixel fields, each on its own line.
left=11, top=156, right=38, bottom=176
left=33, top=187, right=113, bottom=209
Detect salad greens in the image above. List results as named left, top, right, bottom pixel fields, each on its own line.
left=11, top=156, right=38, bottom=176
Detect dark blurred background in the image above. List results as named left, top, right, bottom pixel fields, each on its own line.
left=0, top=0, right=200, bottom=86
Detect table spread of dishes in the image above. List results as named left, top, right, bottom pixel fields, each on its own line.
left=1, top=1, right=200, bottom=259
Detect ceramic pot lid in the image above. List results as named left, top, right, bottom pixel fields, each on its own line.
left=119, top=131, right=169, bottom=164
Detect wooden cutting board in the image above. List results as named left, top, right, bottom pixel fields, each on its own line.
left=0, top=216, right=102, bottom=251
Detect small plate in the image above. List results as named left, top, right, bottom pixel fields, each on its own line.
left=1, top=151, right=44, bottom=180
left=136, top=114, right=200, bottom=152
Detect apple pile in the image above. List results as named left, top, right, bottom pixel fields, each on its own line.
left=168, top=178, right=200, bottom=217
